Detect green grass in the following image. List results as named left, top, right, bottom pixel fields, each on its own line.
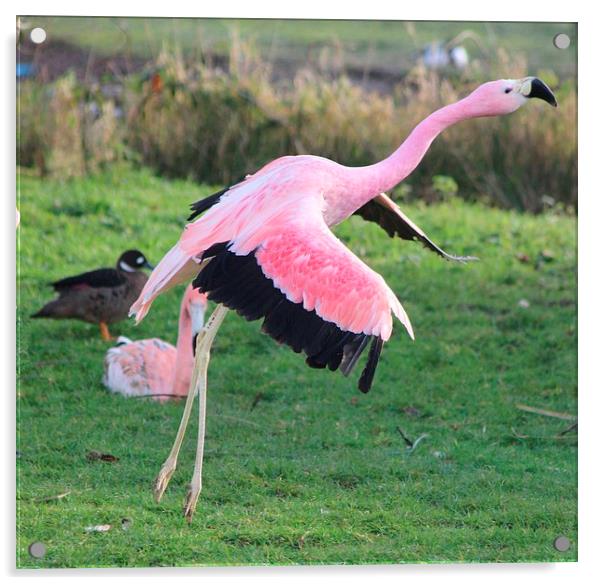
left=17, top=167, right=577, bottom=567
left=25, top=16, right=577, bottom=78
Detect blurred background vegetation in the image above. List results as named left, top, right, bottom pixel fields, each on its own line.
left=17, top=17, right=577, bottom=212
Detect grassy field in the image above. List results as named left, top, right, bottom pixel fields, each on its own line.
left=25, top=17, right=577, bottom=77
left=17, top=167, right=577, bottom=568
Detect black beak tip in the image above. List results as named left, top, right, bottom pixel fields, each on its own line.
left=528, top=77, right=558, bottom=108
left=144, top=261, right=155, bottom=270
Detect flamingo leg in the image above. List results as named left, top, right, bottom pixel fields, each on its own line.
left=152, top=343, right=200, bottom=501
left=183, top=303, right=228, bottom=522
left=152, top=304, right=228, bottom=504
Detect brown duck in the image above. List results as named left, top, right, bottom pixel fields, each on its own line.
left=32, top=250, right=154, bottom=340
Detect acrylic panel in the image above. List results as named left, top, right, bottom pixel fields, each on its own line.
left=16, top=16, right=577, bottom=568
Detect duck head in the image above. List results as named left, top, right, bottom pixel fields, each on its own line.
left=117, top=250, right=154, bottom=273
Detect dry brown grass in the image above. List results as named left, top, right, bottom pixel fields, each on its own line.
left=17, top=45, right=576, bottom=212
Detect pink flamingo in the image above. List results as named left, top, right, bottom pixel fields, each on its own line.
left=130, top=77, right=556, bottom=520
left=104, top=285, right=207, bottom=401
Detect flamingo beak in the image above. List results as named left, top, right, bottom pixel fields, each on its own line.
left=520, top=77, right=558, bottom=107
left=190, top=302, right=206, bottom=355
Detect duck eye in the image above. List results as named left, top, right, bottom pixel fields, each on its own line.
left=504, top=88, right=512, bottom=94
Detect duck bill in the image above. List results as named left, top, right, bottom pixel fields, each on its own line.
left=143, top=261, right=155, bottom=270
left=521, top=77, right=558, bottom=107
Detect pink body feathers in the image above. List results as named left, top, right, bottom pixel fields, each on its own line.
left=128, top=76, right=557, bottom=519
left=130, top=77, right=557, bottom=393
left=104, top=285, right=207, bottom=401
left=130, top=154, right=413, bottom=341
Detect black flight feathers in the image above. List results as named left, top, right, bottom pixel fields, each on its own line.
left=185, top=185, right=473, bottom=391
left=188, top=187, right=230, bottom=221
left=354, top=197, right=477, bottom=262
left=194, top=242, right=383, bottom=393
left=188, top=174, right=249, bottom=221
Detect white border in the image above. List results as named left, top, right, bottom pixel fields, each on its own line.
left=4, top=1, right=599, bottom=583
left=3, top=1, right=583, bottom=21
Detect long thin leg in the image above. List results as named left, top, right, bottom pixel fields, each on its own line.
left=153, top=324, right=206, bottom=501
left=183, top=304, right=229, bottom=522
left=153, top=304, right=228, bottom=502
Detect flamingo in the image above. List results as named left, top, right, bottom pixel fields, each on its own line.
left=130, top=77, right=557, bottom=520
left=103, top=285, right=207, bottom=401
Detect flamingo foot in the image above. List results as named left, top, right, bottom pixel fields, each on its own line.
left=183, top=477, right=202, bottom=523
left=153, top=458, right=177, bottom=502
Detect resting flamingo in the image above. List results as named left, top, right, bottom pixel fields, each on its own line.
left=103, top=285, right=207, bottom=401
left=130, top=77, right=557, bottom=520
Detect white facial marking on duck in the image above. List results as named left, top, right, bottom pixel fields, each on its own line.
left=119, top=261, right=136, bottom=273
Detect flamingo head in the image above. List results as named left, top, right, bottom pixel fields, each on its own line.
left=464, top=77, right=557, bottom=118
left=182, top=285, right=208, bottom=354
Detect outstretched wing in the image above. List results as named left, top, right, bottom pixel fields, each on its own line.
left=354, top=193, right=477, bottom=262
left=52, top=268, right=124, bottom=291
left=194, top=214, right=413, bottom=393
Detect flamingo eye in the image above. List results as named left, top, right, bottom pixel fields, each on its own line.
left=504, top=88, right=512, bottom=94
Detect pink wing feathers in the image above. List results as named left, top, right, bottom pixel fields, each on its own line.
left=130, top=163, right=413, bottom=392
left=191, top=220, right=411, bottom=391
left=194, top=200, right=412, bottom=391
left=130, top=172, right=269, bottom=320
left=234, top=216, right=413, bottom=341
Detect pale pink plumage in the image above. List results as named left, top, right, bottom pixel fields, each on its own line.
left=130, top=77, right=556, bottom=391
left=104, top=285, right=207, bottom=401
left=131, top=162, right=411, bottom=342
left=128, top=77, right=557, bottom=519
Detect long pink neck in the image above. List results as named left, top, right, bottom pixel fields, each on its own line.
left=346, top=97, right=477, bottom=203
left=171, top=303, right=194, bottom=397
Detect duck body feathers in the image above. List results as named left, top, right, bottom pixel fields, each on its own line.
left=33, top=270, right=148, bottom=324
left=51, top=267, right=126, bottom=291
left=31, top=249, right=154, bottom=330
